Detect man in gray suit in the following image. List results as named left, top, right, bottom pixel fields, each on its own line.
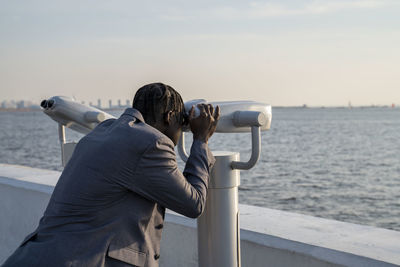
left=2, top=83, right=220, bottom=267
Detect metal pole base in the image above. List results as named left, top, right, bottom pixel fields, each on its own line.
left=197, top=151, right=241, bottom=267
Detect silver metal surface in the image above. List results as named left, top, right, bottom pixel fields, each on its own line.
left=231, top=126, right=261, bottom=170
left=62, top=143, right=77, bottom=167
left=177, top=133, right=188, bottom=162
left=57, top=123, right=77, bottom=167
left=233, top=110, right=267, bottom=127
left=58, top=124, right=66, bottom=166
left=84, top=111, right=106, bottom=123
left=183, top=100, right=272, bottom=133
left=42, top=96, right=115, bottom=134
left=198, top=152, right=241, bottom=267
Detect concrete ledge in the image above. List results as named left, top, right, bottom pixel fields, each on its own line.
left=0, top=163, right=58, bottom=194
left=239, top=205, right=400, bottom=266
left=1, top=163, right=399, bottom=267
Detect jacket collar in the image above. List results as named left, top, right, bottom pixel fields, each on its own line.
left=121, top=108, right=145, bottom=123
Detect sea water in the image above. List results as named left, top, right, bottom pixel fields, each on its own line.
left=1, top=107, right=399, bottom=231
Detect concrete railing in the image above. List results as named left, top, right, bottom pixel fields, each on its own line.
left=1, top=163, right=399, bottom=267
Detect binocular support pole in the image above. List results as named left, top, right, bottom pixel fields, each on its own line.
left=57, top=123, right=77, bottom=167
left=178, top=124, right=262, bottom=267
left=197, top=151, right=241, bottom=267
left=58, top=124, right=67, bottom=166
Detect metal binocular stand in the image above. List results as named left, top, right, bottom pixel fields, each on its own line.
left=41, top=96, right=272, bottom=267
left=178, top=100, right=271, bottom=267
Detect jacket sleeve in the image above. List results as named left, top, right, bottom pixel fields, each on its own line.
left=129, top=137, right=215, bottom=218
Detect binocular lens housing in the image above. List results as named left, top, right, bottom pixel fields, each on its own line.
left=41, top=99, right=55, bottom=109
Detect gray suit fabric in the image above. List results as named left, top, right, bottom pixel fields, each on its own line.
left=2, top=108, right=215, bottom=267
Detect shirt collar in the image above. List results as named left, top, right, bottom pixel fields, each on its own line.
left=121, top=108, right=145, bottom=123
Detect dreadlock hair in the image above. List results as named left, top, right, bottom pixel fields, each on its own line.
left=132, top=83, right=185, bottom=125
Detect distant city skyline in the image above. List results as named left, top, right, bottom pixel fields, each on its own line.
left=1, top=0, right=399, bottom=106
left=0, top=98, right=132, bottom=109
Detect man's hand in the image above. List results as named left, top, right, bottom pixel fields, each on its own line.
left=189, top=104, right=220, bottom=144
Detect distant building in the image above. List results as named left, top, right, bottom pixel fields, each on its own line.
left=1, top=100, right=17, bottom=109
left=17, top=101, right=25, bottom=109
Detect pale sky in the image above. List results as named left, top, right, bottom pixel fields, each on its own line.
left=0, top=0, right=399, bottom=106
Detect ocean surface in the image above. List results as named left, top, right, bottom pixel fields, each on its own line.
left=1, top=107, right=399, bottom=231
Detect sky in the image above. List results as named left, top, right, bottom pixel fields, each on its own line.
left=0, top=0, right=399, bottom=106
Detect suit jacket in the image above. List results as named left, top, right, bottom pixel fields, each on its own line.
left=2, top=108, right=215, bottom=267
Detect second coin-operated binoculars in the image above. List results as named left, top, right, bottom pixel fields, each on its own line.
left=41, top=96, right=115, bottom=166
left=41, top=96, right=272, bottom=267
left=178, top=99, right=272, bottom=267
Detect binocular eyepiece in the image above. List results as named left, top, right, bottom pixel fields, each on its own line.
left=41, top=99, right=55, bottom=109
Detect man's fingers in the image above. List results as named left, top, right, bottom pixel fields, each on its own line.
left=204, top=104, right=211, bottom=116
left=189, top=106, right=195, bottom=119
left=214, top=106, right=220, bottom=122
left=198, top=104, right=206, bottom=117
left=209, top=105, right=214, bottom=116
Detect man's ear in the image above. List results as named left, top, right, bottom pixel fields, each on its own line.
left=164, top=111, right=173, bottom=125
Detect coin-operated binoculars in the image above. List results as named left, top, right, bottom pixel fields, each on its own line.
left=41, top=96, right=115, bottom=166
left=179, top=99, right=272, bottom=267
